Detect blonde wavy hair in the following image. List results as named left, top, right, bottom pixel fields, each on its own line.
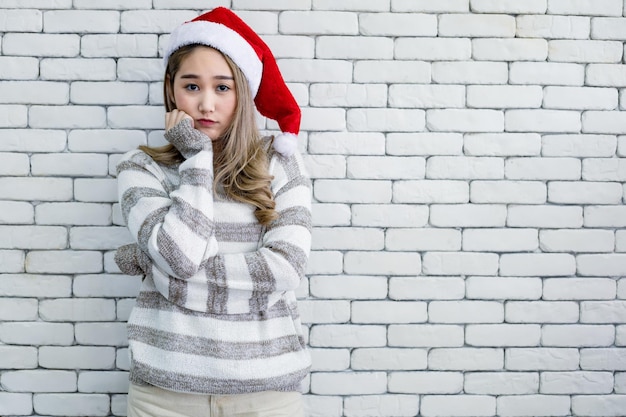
left=139, top=44, right=277, bottom=226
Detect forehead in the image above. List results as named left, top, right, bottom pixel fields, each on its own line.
left=176, top=46, right=233, bottom=77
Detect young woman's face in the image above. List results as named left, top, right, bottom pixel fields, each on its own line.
left=171, top=46, right=237, bottom=140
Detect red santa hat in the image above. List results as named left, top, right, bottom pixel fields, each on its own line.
left=164, top=7, right=301, bottom=156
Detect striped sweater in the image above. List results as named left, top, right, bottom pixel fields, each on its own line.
left=115, top=121, right=312, bottom=394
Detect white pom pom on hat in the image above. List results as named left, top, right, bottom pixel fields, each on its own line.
left=165, top=7, right=301, bottom=156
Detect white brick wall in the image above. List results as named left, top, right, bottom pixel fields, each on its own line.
left=0, top=2, right=625, bottom=417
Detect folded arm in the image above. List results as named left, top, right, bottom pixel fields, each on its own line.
left=116, top=120, right=218, bottom=280
left=116, top=151, right=312, bottom=314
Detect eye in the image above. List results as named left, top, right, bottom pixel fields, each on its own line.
left=185, top=84, right=199, bottom=91
left=217, top=84, right=231, bottom=92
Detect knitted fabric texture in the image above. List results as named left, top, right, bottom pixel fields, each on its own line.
left=114, top=243, right=146, bottom=276
left=161, top=117, right=213, bottom=158
left=115, top=126, right=312, bottom=394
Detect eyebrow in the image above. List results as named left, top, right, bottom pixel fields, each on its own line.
left=179, top=74, right=234, bottom=80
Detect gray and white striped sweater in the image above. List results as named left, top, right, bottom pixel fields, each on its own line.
left=115, top=122, right=312, bottom=394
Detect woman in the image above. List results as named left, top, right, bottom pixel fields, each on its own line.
left=114, top=7, right=311, bottom=417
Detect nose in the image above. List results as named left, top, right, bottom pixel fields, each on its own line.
left=198, top=91, right=215, bottom=113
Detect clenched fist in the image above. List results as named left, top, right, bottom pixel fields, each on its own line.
left=164, top=110, right=213, bottom=159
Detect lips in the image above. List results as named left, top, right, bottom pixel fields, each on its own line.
left=197, top=119, right=216, bottom=127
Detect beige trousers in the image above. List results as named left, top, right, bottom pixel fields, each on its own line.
left=127, top=383, right=305, bottom=417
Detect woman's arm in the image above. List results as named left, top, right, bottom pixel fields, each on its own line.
left=116, top=119, right=218, bottom=280
left=186, top=152, right=312, bottom=313
left=117, top=151, right=312, bottom=314
left=205, top=157, right=312, bottom=293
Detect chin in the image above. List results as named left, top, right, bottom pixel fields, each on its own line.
left=195, top=127, right=213, bottom=137
left=201, top=129, right=221, bottom=141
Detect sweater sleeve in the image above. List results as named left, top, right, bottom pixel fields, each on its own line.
left=209, top=151, right=311, bottom=284
left=145, top=150, right=312, bottom=314
left=116, top=143, right=218, bottom=280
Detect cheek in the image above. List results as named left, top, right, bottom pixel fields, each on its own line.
left=173, top=91, right=193, bottom=111
left=225, top=96, right=237, bottom=117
